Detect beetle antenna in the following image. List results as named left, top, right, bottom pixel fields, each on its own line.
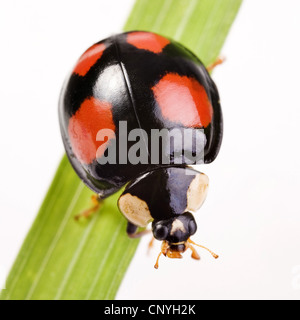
left=188, top=238, right=219, bottom=259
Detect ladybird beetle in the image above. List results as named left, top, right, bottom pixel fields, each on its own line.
left=59, top=31, right=223, bottom=268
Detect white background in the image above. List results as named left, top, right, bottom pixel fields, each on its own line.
left=1, top=0, right=300, bottom=300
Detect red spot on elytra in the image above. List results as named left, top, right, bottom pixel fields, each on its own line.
left=68, top=97, right=115, bottom=164
left=127, top=32, right=170, bottom=53
left=73, top=43, right=105, bottom=76
left=152, top=73, right=213, bottom=128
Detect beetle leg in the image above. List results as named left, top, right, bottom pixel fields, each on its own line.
left=206, top=56, right=225, bottom=72
left=154, top=241, right=169, bottom=269
left=147, top=236, right=155, bottom=255
left=186, top=241, right=200, bottom=260
left=126, top=222, right=151, bottom=238
left=74, top=194, right=102, bottom=220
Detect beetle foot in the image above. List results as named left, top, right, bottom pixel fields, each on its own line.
left=126, top=222, right=151, bottom=239
left=127, top=229, right=151, bottom=238
left=206, top=56, right=225, bottom=72
left=74, top=194, right=102, bottom=221
left=147, top=236, right=155, bottom=255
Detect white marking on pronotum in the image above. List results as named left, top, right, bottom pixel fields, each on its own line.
left=118, top=193, right=152, bottom=227
left=186, top=173, right=209, bottom=212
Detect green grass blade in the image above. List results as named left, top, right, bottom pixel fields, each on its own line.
left=1, top=0, right=242, bottom=300
left=125, top=0, right=243, bottom=66
left=1, top=156, right=137, bottom=300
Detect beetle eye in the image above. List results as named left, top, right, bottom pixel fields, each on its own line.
left=153, top=224, right=169, bottom=240
left=188, top=219, right=197, bottom=236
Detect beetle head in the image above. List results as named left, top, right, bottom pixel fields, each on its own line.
left=152, top=212, right=218, bottom=268
left=152, top=212, right=197, bottom=244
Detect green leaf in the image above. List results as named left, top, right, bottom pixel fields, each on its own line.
left=1, top=156, right=137, bottom=300
left=1, top=0, right=242, bottom=300
left=125, top=0, right=243, bottom=66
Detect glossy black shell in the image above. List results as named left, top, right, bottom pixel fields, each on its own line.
left=59, top=31, right=223, bottom=198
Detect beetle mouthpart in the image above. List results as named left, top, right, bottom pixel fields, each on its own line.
left=154, top=246, right=183, bottom=269
left=154, top=239, right=218, bottom=269
left=166, top=250, right=183, bottom=259
left=154, top=241, right=185, bottom=269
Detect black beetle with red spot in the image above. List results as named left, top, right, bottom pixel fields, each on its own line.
left=59, top=31, right=223, bottom=268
